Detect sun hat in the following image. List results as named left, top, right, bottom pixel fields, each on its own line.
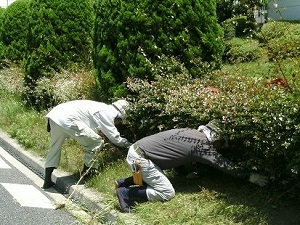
left=198, top=120, right=228, bottom=146
left=112, top=99, right=129, bottom=119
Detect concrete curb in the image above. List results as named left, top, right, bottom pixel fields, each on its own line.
left=0, top=130, right=119, bottom=224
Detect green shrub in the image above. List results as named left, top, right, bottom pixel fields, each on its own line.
left=0, top=41, right=6, bottom=68
left=0, top=6, right=6, bottom=67
left=0, top=0, right=30, bottom=62
left=222, top=16, right=256, bottom=39
left=222, top=19, right=236, bottom=40
left=24, top=0, right=93, bottom=109
left=93, top=0, right=224, bottom=101
left=259, top=21, right=291, bottom=42
left=126, top=57, right=300, bottom=197
left=224, top=38, right=263, bottom=63
left=259, top=21, right=300, bottom=60
left=126, top=56, right=196, bottom=138
left=267, top=34, right=300, bottom=60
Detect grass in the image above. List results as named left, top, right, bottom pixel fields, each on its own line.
left=1, top=64, right=300, bottom=224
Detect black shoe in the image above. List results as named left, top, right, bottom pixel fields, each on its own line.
left=42, top=167, right=55, bottom=189
left=42, top=181, right=55, bottom=189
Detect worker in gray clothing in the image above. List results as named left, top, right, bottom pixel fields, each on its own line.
left=115, top=121, right=268, bottom=213
left=43, top=99, right=131, bottom=189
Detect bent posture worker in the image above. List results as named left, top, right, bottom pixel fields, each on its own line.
left=115, top=121, right=268, bottom=212
left=43, top=99, right=131, bottom=189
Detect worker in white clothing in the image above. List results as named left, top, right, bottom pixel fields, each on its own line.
left=42, top=99, right=131, bottom=189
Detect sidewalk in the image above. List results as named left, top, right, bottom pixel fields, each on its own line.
left=0, top=130, right=139, bottom=224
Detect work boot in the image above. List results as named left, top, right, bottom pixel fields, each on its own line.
left=116, top=186, right=148, bottom=213
left=42, top=167, right=55, bottom=189
left=115, top=176, right=134, bottom=189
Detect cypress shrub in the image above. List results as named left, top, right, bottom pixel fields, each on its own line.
left=0, top=41, right=6, bottom=68
left=0, top=0, right=30, bottom=62
left=0, top=7, right=5, bottom=67
left=24, top=0, right=93, bottom=109
left=93, top=0, right=224, bottom=100
left=216, top=0, right=234, bottom=23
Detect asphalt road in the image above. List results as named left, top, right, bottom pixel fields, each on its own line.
left=0, top=146, right=82, bottom=225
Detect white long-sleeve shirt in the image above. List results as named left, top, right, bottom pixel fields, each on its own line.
left=46, top=100, right=131, bottom=147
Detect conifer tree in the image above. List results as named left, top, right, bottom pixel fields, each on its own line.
left=93, top=0, right=224, bottom=100
left=0, top=0, right=30, bottom=62
left=24, top=0, right=93, bottom=108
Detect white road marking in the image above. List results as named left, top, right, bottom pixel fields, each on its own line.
left=1, top=183, right=54, bottom=209
left=0, top=157, right=11, bottom=169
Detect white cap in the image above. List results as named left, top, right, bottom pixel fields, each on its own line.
left=112, top=99, right=129, bottom=119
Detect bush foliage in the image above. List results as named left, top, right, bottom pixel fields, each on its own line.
left=224, top=37, right=263, bottom=63
left=0, top=0, right=299, bottom=199
left=0, top=0, right=30, bottom=62
left=93, top=0, right=224, bottom=100
left=259, top=21, right=300, bottom=60
left=24, top=0, right=93, bottom=109
left=0, top=41, right=5, bottom=68
left=33, top=68, right=97, bottom=109
left=126, top=56, right=300, bottom=196
left=222, top=16, right=256, bottom=39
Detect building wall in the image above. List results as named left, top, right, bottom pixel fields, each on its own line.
left=268, top=0, right=300, bottom=21
left=0, top=0, right=15, bottom=8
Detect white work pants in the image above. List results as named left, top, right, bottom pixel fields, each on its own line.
left=126, top=146, right=175, bottom=201
left=45, top=119, right=104, bottom=168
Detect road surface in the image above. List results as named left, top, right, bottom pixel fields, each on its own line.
left=0, top=146, right=85, bottom=225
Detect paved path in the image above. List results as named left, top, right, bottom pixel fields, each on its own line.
left=0, top=146, right=81, bottom=225
left=0, top=130, right=141, bottom=225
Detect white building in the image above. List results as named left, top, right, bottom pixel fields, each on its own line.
left=267, top=0, right=300, bottom=21
left=0, top=0, right=15, bottom=8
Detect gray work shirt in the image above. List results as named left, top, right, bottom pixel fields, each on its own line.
left=136, top=128, right=212, bottom=170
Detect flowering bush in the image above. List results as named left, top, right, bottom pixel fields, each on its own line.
left=24, top=68, right=97, bottom=110
left=126, top=56, right=300, bottom=196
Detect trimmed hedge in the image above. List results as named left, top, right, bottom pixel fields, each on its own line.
left=93, top=0, right=224, bottom=100
left=259, top=21, right=292, bottom=42
left=224, top=38, right=263, bottom=63
left=0, top=0, right=30, bottom=62
left=24, top=0, right=93, bottom=109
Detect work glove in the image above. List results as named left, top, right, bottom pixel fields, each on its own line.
left=249, top=173, right=268, bottom=187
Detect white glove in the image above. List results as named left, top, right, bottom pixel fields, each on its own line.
left=249, top=173, right=268, bottom=187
